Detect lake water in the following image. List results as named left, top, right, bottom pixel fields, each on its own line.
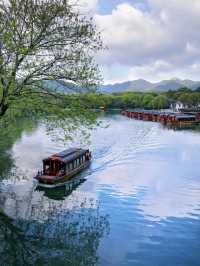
left=1, top=113, right=200, bottom=266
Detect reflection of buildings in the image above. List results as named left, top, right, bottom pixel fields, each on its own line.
left=0, top=182, right=109, bottom=266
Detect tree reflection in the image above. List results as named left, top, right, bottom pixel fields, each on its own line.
left=0, top=114, right=109, bottom=265
left=0, top=117, right=37, bottom=179
left=0, top=186, right=109, bottom=266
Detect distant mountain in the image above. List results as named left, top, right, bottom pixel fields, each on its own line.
left=43, top=80, right=96, bottom=93
left=153, top=79, right=185, bottom=92
left=99, top=79, right=152, bottom=93
left=43, top=78, right=200, bottom=94
left=43, top=80, right=80, bottom=93
left=99, top=78, right=200, bottom=93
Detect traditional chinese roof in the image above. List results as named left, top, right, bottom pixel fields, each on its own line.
left=43, top=148, right=88, bottom=163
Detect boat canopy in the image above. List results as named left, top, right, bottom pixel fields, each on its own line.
left=43, top=148, right=89, bottom=164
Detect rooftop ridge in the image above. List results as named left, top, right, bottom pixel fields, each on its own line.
left=53, top=148, right=81, bottom=158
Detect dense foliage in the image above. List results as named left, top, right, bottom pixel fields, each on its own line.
left=83, top=87, right=200, bottom=110
left=0, top=0, right=102, bottom=134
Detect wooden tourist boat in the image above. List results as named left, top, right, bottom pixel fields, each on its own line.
left=34, top=148, right=92, bottom=188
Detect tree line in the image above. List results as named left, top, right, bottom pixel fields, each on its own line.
left=1, top=0, right=200, bottom=131
left=82, top=87, right=200, bottom=110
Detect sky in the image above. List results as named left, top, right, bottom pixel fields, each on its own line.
left=81, top=0, right=200, bottom=84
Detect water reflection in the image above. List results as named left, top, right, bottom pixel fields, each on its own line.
left=89, top=116, right=200, bottom=221
left=0, top=117, right=109, bottom=266
left=0, top=182, right=109, bottom=266
left=0, top=117, right=38, bottom=180
left=36, top=177, right=87, bottom=200
left=1, top=114, right=200, bottom=266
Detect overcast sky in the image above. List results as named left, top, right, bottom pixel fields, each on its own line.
left=81, top=0, right=200, bottom=84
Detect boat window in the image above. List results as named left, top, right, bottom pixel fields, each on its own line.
left=44, top=165, right=50, bottom=174
left=68, top=163, right=70, bottom=171
left=69, top=162, right=73, bottom=171
left=43, top=161, right=50, bottom=174
left=59, top=163, right=66, bottom=175
left=67, top=163, right=70, bottom=171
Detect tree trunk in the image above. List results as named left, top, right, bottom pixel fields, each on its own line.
left=0, top=103, right=8, bottom=116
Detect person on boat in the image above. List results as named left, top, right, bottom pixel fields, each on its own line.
left=86, top=151, right=92, bottom=160
left=58, top=169, right=65, bottom=176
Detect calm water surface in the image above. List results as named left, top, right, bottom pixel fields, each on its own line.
left=1, top=114, right=200, bottom=265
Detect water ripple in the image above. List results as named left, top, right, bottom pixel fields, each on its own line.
left=1, top=114, right=200, bottom=266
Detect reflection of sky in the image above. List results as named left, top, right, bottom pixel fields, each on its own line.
left=0, top=180, right=96, bottom=221
left=1, top=114, right=200, bottom=265
left=7, top=115, right=200, bottom=222
left=0, top=125, right=96, bottom=221
left=87, top=116, right=200, bottom=221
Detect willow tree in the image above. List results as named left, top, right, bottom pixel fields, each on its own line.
left=0, top=0, right=102, bottom=131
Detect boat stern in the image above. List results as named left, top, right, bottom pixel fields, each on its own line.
left=34, top=174, right=56, bottom=185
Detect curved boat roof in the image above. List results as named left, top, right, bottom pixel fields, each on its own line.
left=43, top=148, right=89, bottom=163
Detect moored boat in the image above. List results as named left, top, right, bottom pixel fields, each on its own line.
left=34, top=148, right=92, bottom=188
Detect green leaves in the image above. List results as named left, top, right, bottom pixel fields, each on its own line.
left=0, top=0, right=103, bottom=139
left=150, top=95, right=169, bottom=109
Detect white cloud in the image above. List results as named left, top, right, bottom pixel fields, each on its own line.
left=80, top=0, right=98, bottom=13
left=128, top=61, right=200, bottom=82
left=102, top=61, right=200, bottom=84
left=94, top=0, right=200, bottom=82
left=70, top=0, right=98, bottom=14
left=128, top=60, right=172, bottom=82
left=95, top=3, right=166, bottom=65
